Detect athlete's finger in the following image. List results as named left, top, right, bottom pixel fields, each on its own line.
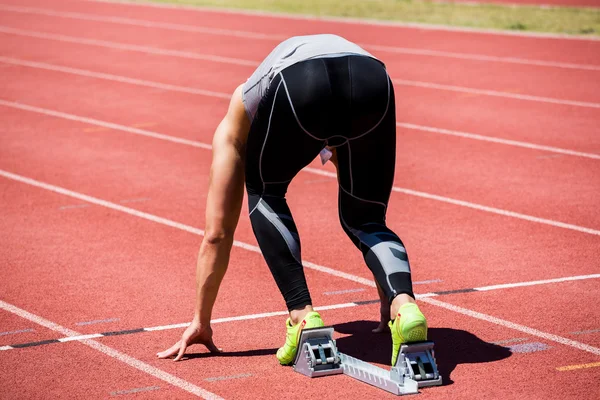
left=156, top=341, right=180, bottom=359
left=173, top=340, right=188, bottom=362
left=204, top=337, right=223, bottom=353
left=372, top=325, right=388, bottom=334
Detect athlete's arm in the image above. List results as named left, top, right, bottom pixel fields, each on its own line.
left=157, top=84, right=250, bottom=361
left=193, top=84, right=249, bottom=326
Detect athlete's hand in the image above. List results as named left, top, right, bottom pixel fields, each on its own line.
left=372, top=280, right=390, bottom=333
left=157, top=320, right=222, bottom=361
left=372, top=301, right=390, bottom=333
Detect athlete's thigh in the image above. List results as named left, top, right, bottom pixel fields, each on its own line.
left=245, top=73, right=325, bottom=196
left=336, top=92, right=396, bottom=205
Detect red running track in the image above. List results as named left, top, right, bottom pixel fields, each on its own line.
left=1, top=0, right=599, bottom=399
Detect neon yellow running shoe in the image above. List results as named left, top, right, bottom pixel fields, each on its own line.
left=389, top=303, right=428, bottom=366
left=276, top=311, right=324, bottom=365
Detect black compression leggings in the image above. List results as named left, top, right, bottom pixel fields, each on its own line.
left=245, top=55, right=414, bottom=311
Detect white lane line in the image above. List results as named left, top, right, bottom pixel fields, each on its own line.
left=210, top=310, right=289, bottom=324
left=75, top=317, right=120, bottom=326
left=303, top=260, right=376, bottom=286
left=0, top=299, right=222, bottom=399
left=0, top=26, right=259, bottom=67
left=389, top=185, right=600, bottom=236
left=1, top=28, right=598, bottom=109
left=59, top=204, right=91, bottom=210
left=5, top=270, right=600, bottom=348
left=144, top=323, right=189, bottom=332
left=1, top=4, right=599, bottom=70
left=0, top=4, right=283, bottom=41
left=2, top=99, right=599, bottom=237
left=182, top=303, right=359, bottom=330
left=0, top=169, right=209, bottom=236
left=145, top=302, right=365, bottom=331
left=420, top=297, right=600, bottom=356
left=204, top=374, right=252, bottom=382
left=305, top=166, right=600, bottom=237
left=3, top=171, right=600, bottom=358
left=86, top=0, right=600, bottom=41
left=397, top=123, right=600, bottom=160
left=111, top=386, right=161, bottom=396
left=413, top=279, right=443, bottom=285
left=0, top=56, right=230, bottom=100
left=365, top=44, right=600, bottom=71
left=316, top=302, right=364, bottom=311
left=2, top=56, right=598, bottom=161
left=0, top=100, right=212, bottom=150
left=570, top=329, right=600, bottom=335
left=0, top=168, right=373, bottom=285
left=491, top=337, right=528, bottom=345
left=394, top=79, right=600, bottom=109
left=58, top=333, right=104, bottom=342
left=0, top=328, right=34, bottom=336
left=474, top=274, right=600, bottom=291
left=324, top=288, right=366, bottom=295
left=119, top=273, right=600, bottom=331
left=202, top=302, right=360, bottom=325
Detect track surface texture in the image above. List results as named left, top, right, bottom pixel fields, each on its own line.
left=1, top=1, right=599, bottom=399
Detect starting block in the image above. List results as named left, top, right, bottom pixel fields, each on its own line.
left=293, top=327, right=442, bottom=395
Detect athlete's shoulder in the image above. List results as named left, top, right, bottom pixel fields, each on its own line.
left=284, top=34, right=372, bottom=57
left=228, top=84, right=249, bottom=126
left=278, top=33, right=355, bottom=46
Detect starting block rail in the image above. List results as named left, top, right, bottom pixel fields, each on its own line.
left=293, top=326, right=442, bottom=396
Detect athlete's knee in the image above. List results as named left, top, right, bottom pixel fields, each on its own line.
left=204, top=228, right=234, bottom=245
left=338, top=190, right=387, bottom=230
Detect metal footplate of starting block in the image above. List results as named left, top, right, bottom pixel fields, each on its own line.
left=391, top=342, right=443, bottom=389
left=293, top=327, right=343, bottom=377
left=293, top=327, right=442, bottom=396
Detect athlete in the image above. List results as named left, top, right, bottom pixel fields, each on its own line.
left=157, top=34, right=428, bottom=367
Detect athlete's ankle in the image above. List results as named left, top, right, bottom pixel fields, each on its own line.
left=390, top=294, right=416, bottom=320
left=289, top=305, right=314, bottom=325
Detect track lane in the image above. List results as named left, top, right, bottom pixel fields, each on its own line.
left=446, top=279, right=600, bottom=349
left=0, top=313, right=46, bottom=344
left=0, top=321, right=198, bottom=399
left=3, top=0, right=600, bottom=64
left=1, top=3, right=596, bottom=73
left=1, top=9, right=600, bottom=104
left=1, top=106, right=599, bottom=294
left=2, top=67, right=599, bottom=229
left=0, top=178, right=384, bottom=332
left=108, top=301, right=598, bottom=399
left=1, top=26, right=599, bottom=152
left=2, top=185, right=598, bottom=398
left=2, top=108, right=588, bottom=398
left=1, top=1, right=598, bottom=398
left=2, top=49, right=599, bottom=157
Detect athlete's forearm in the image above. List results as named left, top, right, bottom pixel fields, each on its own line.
left=193, top=235, right=235, bottom=325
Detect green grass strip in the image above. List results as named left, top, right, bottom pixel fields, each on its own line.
left=141, top=0, right=600, bottom=37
